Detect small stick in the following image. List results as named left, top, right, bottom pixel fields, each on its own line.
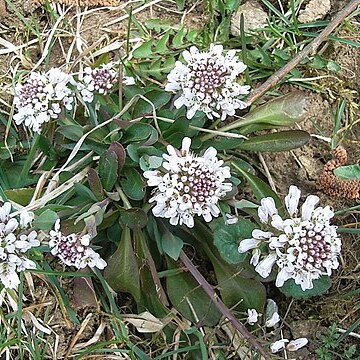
left=246, top=0, right=360, bottom=106
left=180, top=251, right=269, bottom=359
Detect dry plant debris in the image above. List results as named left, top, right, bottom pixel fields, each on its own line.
left=316, top=146, right=360, bottom=199
left=31, top=0, right=118, bottom=7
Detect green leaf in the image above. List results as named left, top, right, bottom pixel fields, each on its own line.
left=74, top=183, right=98, bottom=202
left=232, top=164, right=282, bottom=208
left=57, top=125, right=83, bottom=141
left=243, top=91, right=307, bottom=127
left=213, top=218, right=256, bottom=264
left=238, top=130, right=310, bottom=152
left=206, top=243, right=266, bottom=312
left=104, top=227, right=141, bottom=302
left=327, top=60, right=341, bottom=72
left=121, top=168, right=145, bottom=200
left=333, top=164, right=360, bottom=180
left=120, top=208, right=148, bottom=229
left=279, top=276, right=331, bottom=299
left=133, top=90, right=171, bottom=118
left=122, top=123, right=155, bottom=144
left=108, top=142, right=126, bottom=173
left=98, top=150, right=118, bottom=192
left=87, top=169, right=105, bottom=200
left=161, top=230, right=183, bottom=260
left=33, top=209, right=59, bottom=231
left=139, top=155, right=163, bottom=171
left=166, top=258, right=221, bottom=326
left=132, top=40, right=157, bottom=58
left=4, top=188, right=34, bottom=206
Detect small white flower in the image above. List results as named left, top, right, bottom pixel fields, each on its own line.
left=77, top=62, right=134, bottom=103
left=247, top=309, right=259, bottom=325
left=143, top=137, right=232, bottom=228
left=13, top=69, right=74, bottom=133
left=48, top=222, right=106, bottom=270
left=286, top=337, right=308, bottom=351
left=265, top=311, right=280, bottom=327
left=270, top=339, right=289, bottom=353
left=238, top=186, right=342, bottom=291
left=165, top=44, right=250, bottom=120
left=0, top=203, right=39, bottom=289
left=255, top=253, right=277, bottom=278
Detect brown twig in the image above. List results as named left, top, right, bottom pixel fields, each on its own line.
left=180, top=250, right=270, bottom=359
left=246, top=0, right=360, bottom=106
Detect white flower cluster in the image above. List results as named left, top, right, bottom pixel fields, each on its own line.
left=0, top=203, right=40, bottom=289
left=238, top=186, right=341, bottom=291
left=77, top=62, right=135, bottom=103
left=13, top=68, right=74, bottom=133
left=143, top=137, right=232, bottom=228
left=49, top=220, right=106, bottom=270
left=165, top=44, right=250, bottom=120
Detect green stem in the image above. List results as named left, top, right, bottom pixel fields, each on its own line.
left=116, top=183, right=132, bottom=209
left=200, top=116, right=258, bottom=142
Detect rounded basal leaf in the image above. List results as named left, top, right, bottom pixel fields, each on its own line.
left=120, top=208, right=148, bottom=229
left=238, top=130, right=311, bottom=152
left=213, top=218, right=256, bottom=264
left=121, top=168, right=145, bottom=200
left=333, top=165, right=360, bottom=180
left=122, top=123, right=156, bottom=144
left=279, top=276, right=331, bottom=299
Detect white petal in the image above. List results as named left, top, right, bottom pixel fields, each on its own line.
left=181, top=137, right=192, bottom=153
left=285, top=185, right=301, bottom=216
left=247, top=309, right=259, bottom=325
left=255, top=253, right=277, bottom=278
left=252, top=229, right=273, bottom=239
left=286, top=338, right=308, bottom=351
left=258, top=197, right=278, bottom=223
left=265, top=311, right=280, bottom=327
left=270, top=339, right=289, bottom=353
left=238, top=238, right=261, bottom=253
left=301, top=195, right=319, bottom=221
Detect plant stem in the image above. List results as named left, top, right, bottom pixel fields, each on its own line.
left=179, top=250, right=270, bottom=359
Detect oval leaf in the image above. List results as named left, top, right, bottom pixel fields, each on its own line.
left=98, top=150, right=118, bottom=191
left=121, top=168, right=145, bottom=200
left=279, top=276, right=331, bottom=299
left=333, top=164, right=360, bottom=180
left=213, top=218, right=256, bottom=264
left=120, top=208, right=148, bottom=229
left=243, top=91, right=307, bottom=126
left=238, top=130, right=310, bottom=152
left=166, top=259, right=221, bottom=326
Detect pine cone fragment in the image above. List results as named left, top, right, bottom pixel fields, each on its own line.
left=316, top=146, right=360, bottom=199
